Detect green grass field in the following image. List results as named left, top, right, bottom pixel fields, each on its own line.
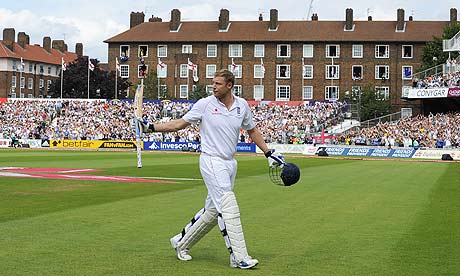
left=0, top=149, right=459, bottom=276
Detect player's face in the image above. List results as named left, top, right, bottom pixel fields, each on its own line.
left=212, top=76, right=232, bottom=99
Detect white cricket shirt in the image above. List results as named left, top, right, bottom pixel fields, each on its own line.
left=183, top=95, right=255, bottom=159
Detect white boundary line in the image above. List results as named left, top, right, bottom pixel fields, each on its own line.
left=142, top=176, right=202, bottom=181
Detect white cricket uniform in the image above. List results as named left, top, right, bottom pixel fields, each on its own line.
left=183, top=95, right=255, bottom=213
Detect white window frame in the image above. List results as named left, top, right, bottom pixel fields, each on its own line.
left=47, top=80, right=52, bottom=90
left=326, top=44, right=340, bottom=58
left=375, top=86, right=390, bottom=100
left=375, top=65, right=390, bottom=80
left=402, top=66, right=413, bottom=80
left=12, top=76, right=16, bottom=88
left=179, top=85, right=188, bottom=99
left=180, top=64, right=188, bottom=78
left=182, top=45, right=193, bottom=54
left=277, top=44, right=291, bottom=58
left=27, top=94, right=33, bottom=98
left=20, top=77, right=25, bottom=88
left=120, top=45, right=129, bottom=57
left=254, top=44, right=265, bottom=57
left=39, top=79, right=44, bottom=88
left=302, top=86, right=313, bottom=100
left=157, top=64, right=167, bottom=78
left=402, top=45, right=413, bottom=59
left=232, top=85, right=242, bottom=97
left=11, top=93, right=17, bottom=98
left=303, top=65, right=313, bottom=79
left=276, top=65, right=291, bottom=79
left=229, top=44, right=242, bottom=57
left=207, top=44, right=217, bottom=57
left=303, top=44, right=314, bottom=58
left=253, top=85, right=264, bottom=100
left=375, top=45, right=390, bottom=58
left=352, top=44, right=363, bottom=58
left=325, top=86, right=340, bottom=101
left=326, top=65, right=340, bottom=79
left=138, top=45, right=148, bottom=57
left=138, top=64, right=148, bottom=78
left=206, top=65, right=217, bottom=78
left=120, top=65, right=129, bottom=78
left=352, top=65, right=363, bottom=80
left=157, top=45, right=168, bottom=57
left=228, top=64, right=242, bottom=78
left=254, top=64, right=265, bottom=78
left=206, top=85, right=214, bottom=95
left=27, top=78, right=33, bottom=89
left=276, top=85, right=291, bottom=101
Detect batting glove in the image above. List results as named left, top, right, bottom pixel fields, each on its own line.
left=137, top=117, right=155, bottom=133
left=265, top=149, right=285, bottom=168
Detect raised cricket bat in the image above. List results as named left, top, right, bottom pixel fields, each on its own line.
left=134, top=79, right=144, bottom=168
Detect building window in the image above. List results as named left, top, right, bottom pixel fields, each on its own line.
left=228, top=64, right=242, bottom=78
left=180, top=64, right=188, bottom=78
left=254, top=44, right=265, bottom=57
left=232, top=85, right=242, bottom=97
left=375, top=86, right=390, bottom=100
left=326, top=44, right=340, bottom=58
left=120, top=65, right=129, bottom=78
left=206, top=65, right=217, bottom=78
left=375, top=45, right=389, bottom=58
left=179, top=85, right=188, bottom=99
left=158, top=45, right=168, bottom=57
left=138, top=65, right=148, bottom=78
left=47, top=80, right=52, bottom=90
left=302, top=86, right=313, bottom=100
left=39, top=65, right=44, bottom=74
left=206, top=85, right=213, bottom=95
left=29, top=64, right=33, bottom=72
left=138, top=45, right=148, bottom=57
left=254, top=65, right=265, bottom=78
left=325, top=86, right=339, bottom=100
left=402, top=66, right=413, bottom=80
left=352, top=44, right=363, bottom=58
left=352, top=65, right=363, bottom=80
left=303, top=65, right=313, bottom=79
left=276, top=85, right=290, bottom=101
left=20, top=77, right=25, bottom=88
left=402, top=45, right=413, bottom=58
left=375, top=65, right=390, bottom=80
left=229, top=44, right=242, bottom=57
left=277, top=44, right=291, bottom=58
left=276, top=65, right=290, bottom=78
left=326, top=65, right=340, bottom=79
left=253, top=85, right=264, bottom=100
left=12, top=76, right=16, bottom=88
left=182, top=45, right=192, bottom=54
left=39, top=79, right=44, bottom=88
left=303, top=44, right=314, bottom=58
left=157, top=64, right=167, bottom=78
left=207, top=44, right=217, bottom=57
left=28, top=78, right=33, bottom=89
left=120, top=45, right=129, bottom=58
left=47, top=66, right=51, bottom=74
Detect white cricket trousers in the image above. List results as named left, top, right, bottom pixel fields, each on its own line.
left=199, top=153, right=237, bottom=213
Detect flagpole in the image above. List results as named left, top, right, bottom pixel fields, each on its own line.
left=115, top=64, right=118, bottom=100
left=60, top=65, right=64, bottom=99
left=302, top=57, right=304, bottom=98
left=87, top=58, right=90, bottom=99
left=187, top=67, right=190, bottom=100
left=19, top=67, right=23, bottom=97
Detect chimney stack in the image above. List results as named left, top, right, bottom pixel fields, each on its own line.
left=149, top=15, right=162, bottom=22
left=130, top=12, right=145, bottom=28
left=269, top=9, right=278, bottom=30
left=17, top=32, right=28, bottom=49
left=345, top=8, right=353, bottom=30
left=259, top=13, right=263, bottom=21
left=396, top=8, right=405, bottom=31
left=311, top=13, right=319, bottom=21
left=170, top=9, right=181, bottom=31
left=368, top=16, right=372, bottom=21
left=43, top=36, right=51, bottom=53
left=52, top=40, right=66, bottom=52
left=451, top=8, right=457, bottom=24
left=219, top=9, right=230, bottom=30
left=2, top=28, right=15, bottom=51
left=75, top=43, right=83, bottom=57
left=409, top=16, right=413, bottom=21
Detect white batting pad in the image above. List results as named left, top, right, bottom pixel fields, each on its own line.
left=175, top=208, right=218, bottom=251
left=219, top=192, right=248, bottom=262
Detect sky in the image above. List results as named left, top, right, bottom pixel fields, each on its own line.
left=0, top=0, right=457, bottom=62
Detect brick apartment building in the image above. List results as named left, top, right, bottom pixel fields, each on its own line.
left=0, top=28, right=82, bottom=98
left=105, top=8, right=458, bottom=114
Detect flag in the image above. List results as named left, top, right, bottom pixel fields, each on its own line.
left=115, top=57, right=120, bottom=71
left=187, top=58, right=196, bottom=71
left=158, top=58, right=165, bottom=69
left=88, top=59, right=95, bottom=71
left=231, top=58, right=238, bottom=72
left=20, top=57, right=25, bottom=70
left=260, top=58, right=265, bottom=74
left=61, top=57, right=67, bottom=71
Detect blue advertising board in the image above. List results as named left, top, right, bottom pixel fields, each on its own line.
left=143, top=142, right=256, bottom=153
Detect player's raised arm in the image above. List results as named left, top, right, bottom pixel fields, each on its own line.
left=138, top=118, right=190, bottom=133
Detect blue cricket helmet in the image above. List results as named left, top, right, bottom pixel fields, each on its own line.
left=269, top=162, right=300, bottom=186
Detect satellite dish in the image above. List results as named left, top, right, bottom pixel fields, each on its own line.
left=193, top=76, right=199, bottom=82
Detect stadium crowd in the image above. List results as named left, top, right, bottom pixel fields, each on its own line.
left=412, top=71, right=460, bottom=88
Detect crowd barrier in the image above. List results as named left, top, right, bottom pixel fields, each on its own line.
left=1, top=139, right=459, bottom=160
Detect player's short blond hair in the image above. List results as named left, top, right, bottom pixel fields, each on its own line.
left=214, top=69, right=234, bottom=87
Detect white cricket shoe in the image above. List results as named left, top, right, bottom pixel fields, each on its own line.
left=170, top=237, right=192, bottom=261
left=230, top=255, right=259, bottom=269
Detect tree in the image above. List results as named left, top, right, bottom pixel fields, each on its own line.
left=421, top=22, right=460, bottom=71
left=189, top=83, right=209, bottom=100
left=358, top=85, right=391, bottom=121
left=48, top=56, right=130, bottom=99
